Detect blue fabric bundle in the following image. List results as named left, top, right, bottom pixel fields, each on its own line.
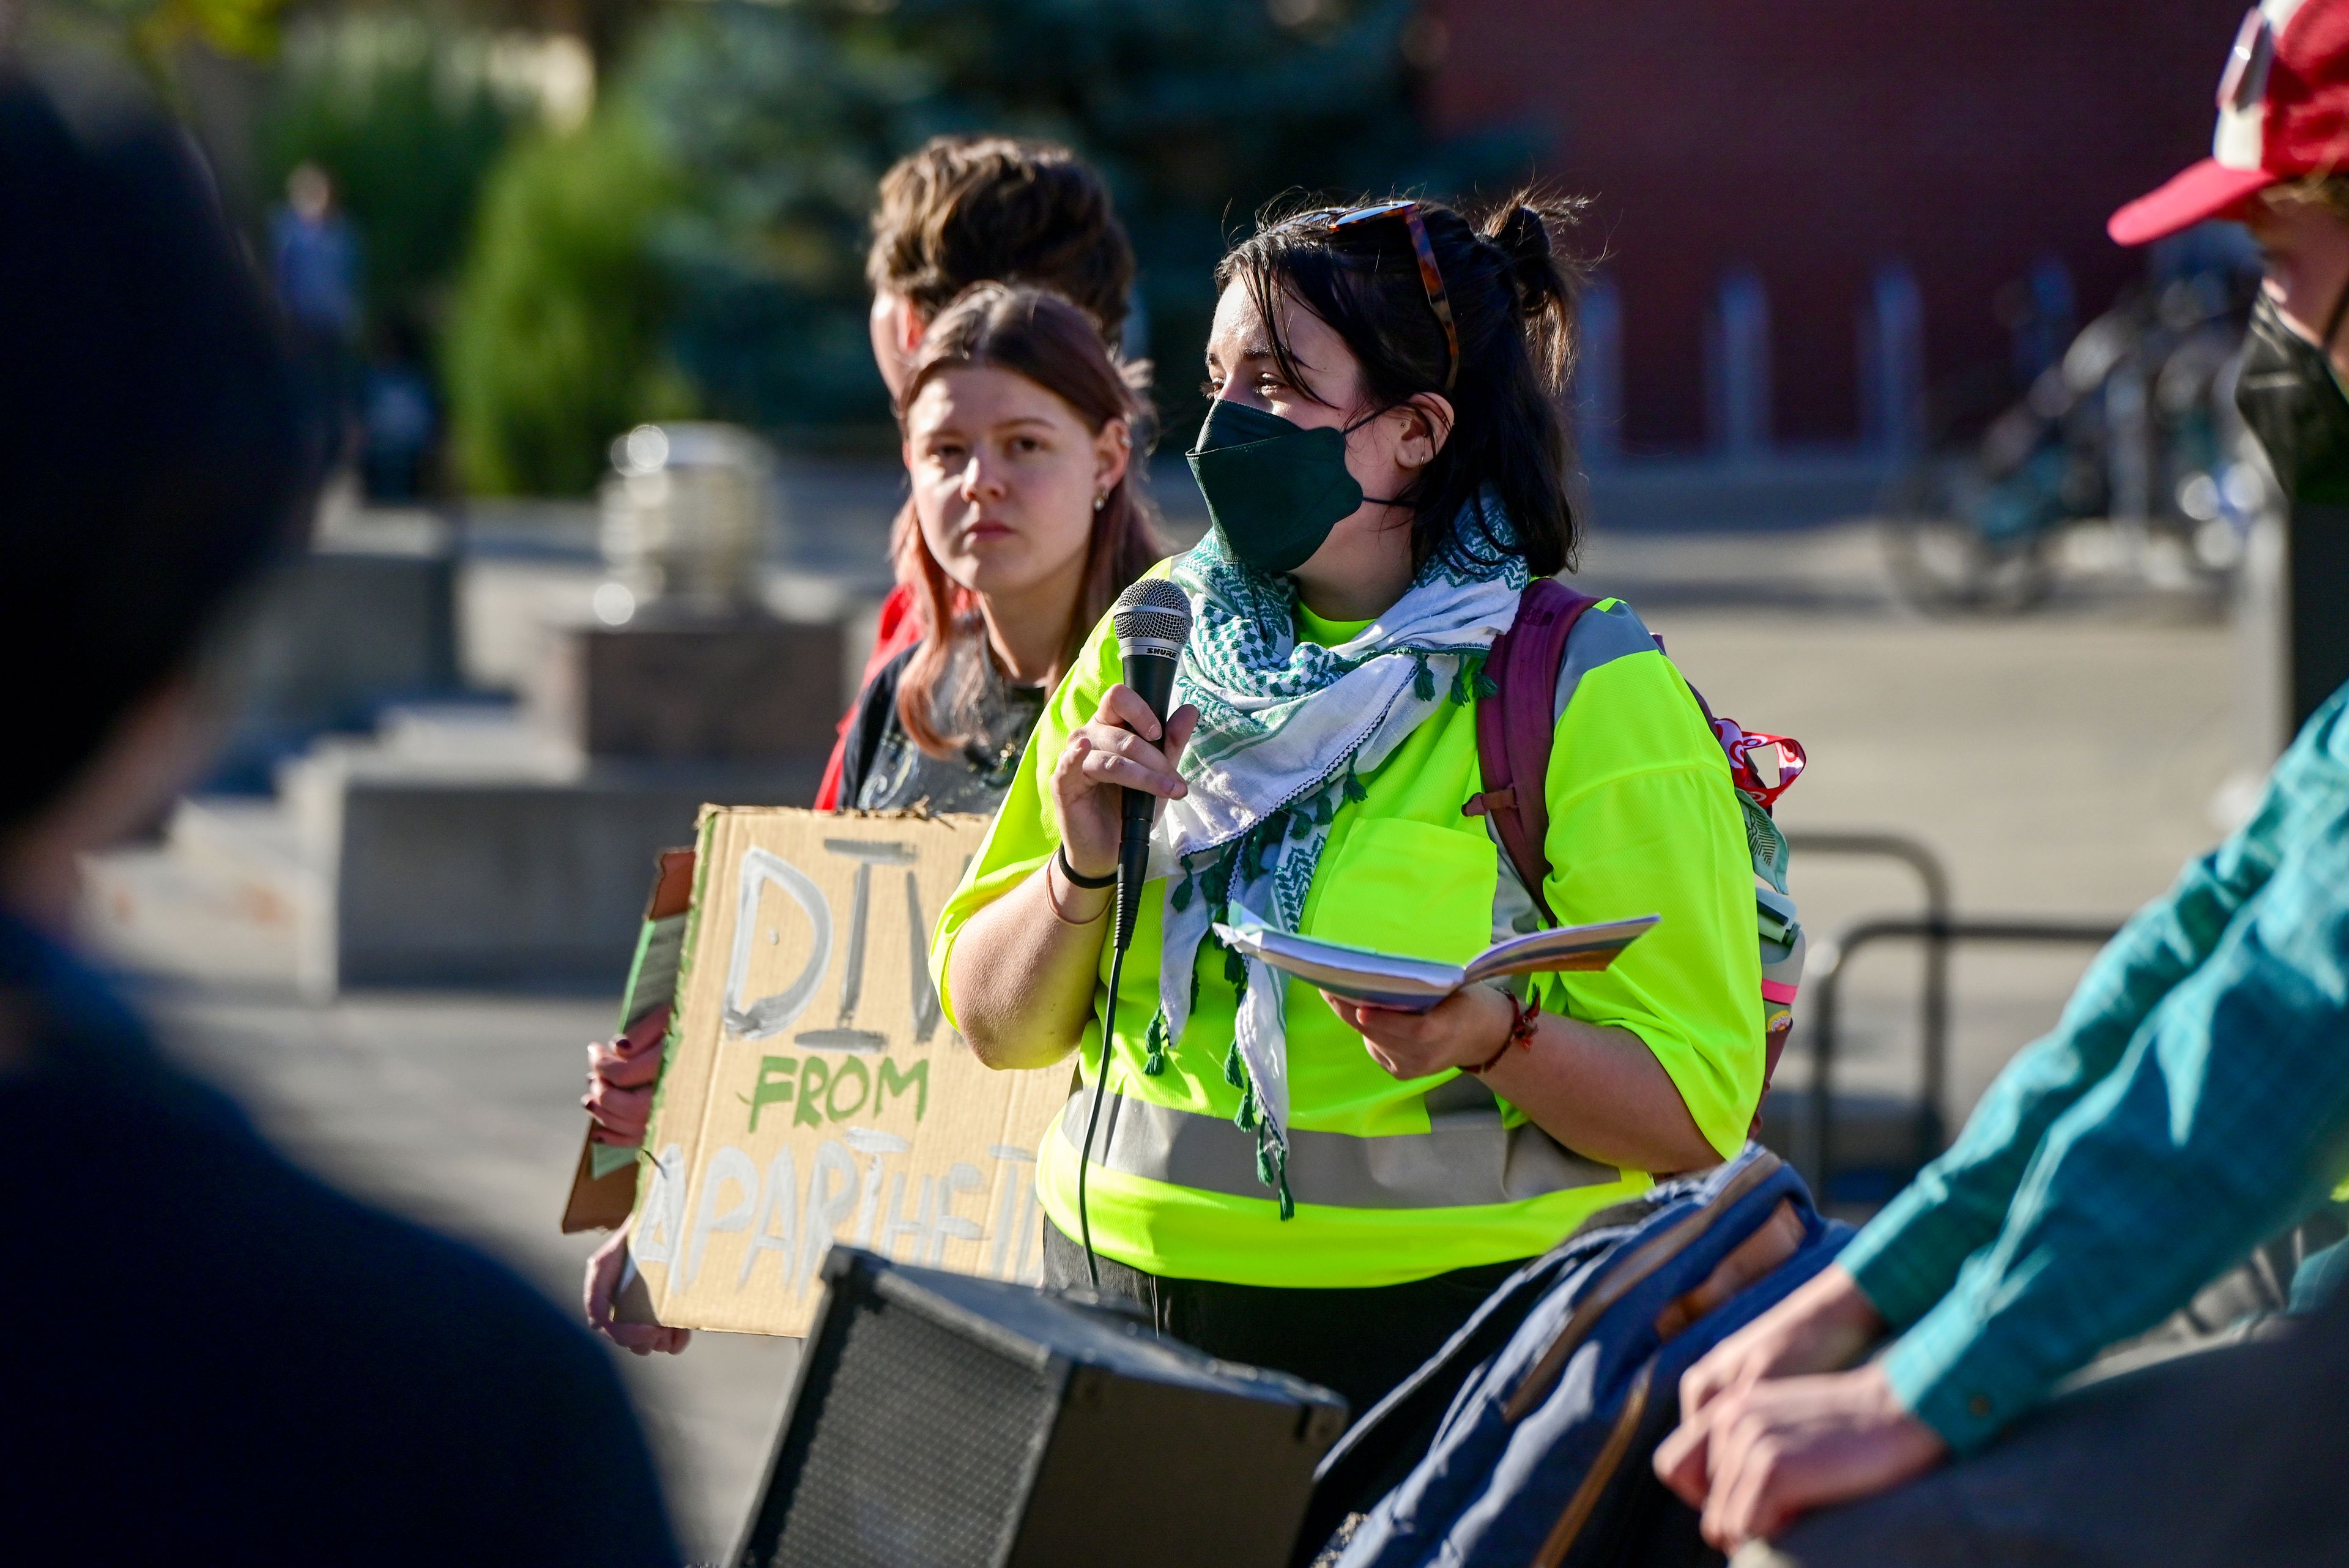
left=1314, top=1146, right=1850, bottom=1568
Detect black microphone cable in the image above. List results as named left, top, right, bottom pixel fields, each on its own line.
left=1073, top=579, right=1192, bottom=1293
left=1074, top=881, right=1135, bottom=1291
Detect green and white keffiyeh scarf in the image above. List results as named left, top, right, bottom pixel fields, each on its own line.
left=1140, top=496, right=1530, bottom=1215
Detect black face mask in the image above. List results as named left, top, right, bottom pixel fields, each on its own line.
left=2235, top=283, right=2349, bottom=505
left=1185, top=400, right=1403, bottom=576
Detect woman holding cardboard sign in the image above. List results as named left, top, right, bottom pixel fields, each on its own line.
left=584, top=136, right=1143, bottom=1354
left=936, top=193, right=1767, bottom=1420
left=583, top=282, right=1165, bottom=1351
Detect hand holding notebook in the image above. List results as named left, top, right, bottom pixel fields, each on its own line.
left=1213, top=903, right=1660, bottom=1014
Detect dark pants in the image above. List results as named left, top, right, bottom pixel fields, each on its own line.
left=1742, top=1255, right=2349, bottom=1568
left=1042, top=1220, right=1523, bottom=1422
left=1739, top=1329, right=2342, bottom=1568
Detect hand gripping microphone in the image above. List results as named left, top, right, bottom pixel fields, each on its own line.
left=1107, top=578, right=1194, bottom=953
left=1076, top=579, right=1193, bottom=1290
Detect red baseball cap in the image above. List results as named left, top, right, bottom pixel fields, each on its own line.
left=2110, top=0, right=2349, bottom=246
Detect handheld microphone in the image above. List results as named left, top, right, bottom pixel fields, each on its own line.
left=1075, top=579, right=1193, bottom=1289
left=1108, top=578, right=1193, bottom=953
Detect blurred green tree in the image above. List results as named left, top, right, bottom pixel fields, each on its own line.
left=624, top=0, right=1527, bottom=447
left=443, top=106, right=694, bottom=494
left=28, top=0, right=297, bottom=84
left=442, top=0, right=1532, bottom=491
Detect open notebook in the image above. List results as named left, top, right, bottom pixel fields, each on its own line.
left=1213, top=904, right=1660, bottom=1013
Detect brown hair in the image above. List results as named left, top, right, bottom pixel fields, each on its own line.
left=1219, top=189, right=1587, bottom=577
left=866, top=136, right=1135, bottom=341
left=893, top=284, right=1166, bottom=759
left=2264, top=174, right=2349, bottom=224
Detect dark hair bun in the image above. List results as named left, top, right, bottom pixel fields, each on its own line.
left=1486, top=203, right=1565, bottom=319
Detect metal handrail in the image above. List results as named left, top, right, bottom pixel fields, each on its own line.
left=1803, top=916, right=2124, bottom=1192
left=1783, top=831, right=1954, bottom=913
left=1783, top=833, right=1955, bottom=1155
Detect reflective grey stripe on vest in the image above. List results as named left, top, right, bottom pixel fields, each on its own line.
left=1060, top=1080, right=1623, bottom=1211
left=1549, top=598, right=1662, bottom=724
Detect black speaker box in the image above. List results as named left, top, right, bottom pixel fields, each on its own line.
left=731, top=1246, right=1351, bottom=1568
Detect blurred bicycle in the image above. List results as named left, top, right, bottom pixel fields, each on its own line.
left=1883, top=266, right=2279, bottom=614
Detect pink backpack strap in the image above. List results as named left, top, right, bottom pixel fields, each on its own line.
left=1462, top=579, right=1600, bottom=924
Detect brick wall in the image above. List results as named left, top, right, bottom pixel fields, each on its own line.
left=1427, top=0, right=2247, bottom=448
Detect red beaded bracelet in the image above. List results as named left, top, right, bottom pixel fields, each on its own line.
left=1463, top=990, right=1541, bottom=1075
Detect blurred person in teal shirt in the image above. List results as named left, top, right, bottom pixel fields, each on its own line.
left=1657, top=3, right=2349, bottom=1560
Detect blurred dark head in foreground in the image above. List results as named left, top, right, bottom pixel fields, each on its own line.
left=0, top=81, right=678, bottom=1568
left=0, top=73, right=314, bottom=913
left=865, top=134, right=1135, bottom=395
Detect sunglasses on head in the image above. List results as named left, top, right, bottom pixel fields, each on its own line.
left=1300, top=200, right=1461, bottom=394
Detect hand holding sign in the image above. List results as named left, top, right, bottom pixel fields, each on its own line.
left=584, top=1005, right=670, bottom=1147
left=584, top=1226, right=689, bottom=1356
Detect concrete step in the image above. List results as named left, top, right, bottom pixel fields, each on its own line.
left=172, top=795, right=313, bottom=882
left=278, top=738, right=821, bottom=993
left=368, top=703, right=576, bottom=772
left=166, top=796, right=336, bottom=997
left=83, top=845, right=302, bottom=993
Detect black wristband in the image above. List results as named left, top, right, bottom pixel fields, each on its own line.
left=1055, top=845, right=1118, bottom=890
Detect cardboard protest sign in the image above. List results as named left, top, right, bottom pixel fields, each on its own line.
left=560, top=846, right=697, bottom=1235
left=619, top=807, right=1069, bottom=1337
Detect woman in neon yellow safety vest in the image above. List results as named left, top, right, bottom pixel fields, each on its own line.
left=934, top=190, right=1765, bottom=1421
